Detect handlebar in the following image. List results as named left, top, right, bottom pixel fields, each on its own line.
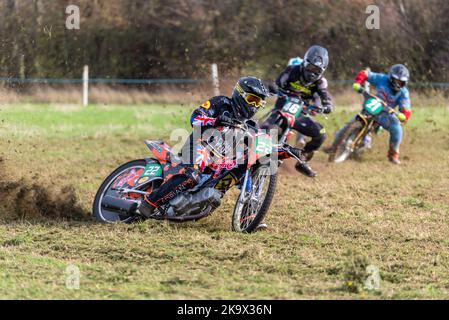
left=227, top=119, right=259, bottom=133
left=361, top=88, right=399, bottom=115
left=277, top=88, right=298, bottom=98
left=276, top=89, right=326, bottom=117
left=306, top=104, right=325, bottom=114
left=363, top=90, right=387, bottom=107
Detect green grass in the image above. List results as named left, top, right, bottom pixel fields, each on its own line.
left=1, top=101, right=449, bottom=299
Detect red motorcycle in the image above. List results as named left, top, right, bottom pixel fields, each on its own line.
left=92, top=119, right=303, bottom=233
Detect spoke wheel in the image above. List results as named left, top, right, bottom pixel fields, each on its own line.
left=93, top=160, right=150, bottom=223
left=329, top=120, right=364, bottom=163
left=232, top=165, right=277, bottom=233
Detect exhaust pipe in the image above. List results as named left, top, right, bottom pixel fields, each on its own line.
left=165, top=206, right=213, bottom=222
left=101, top=195, right=138, bottom=214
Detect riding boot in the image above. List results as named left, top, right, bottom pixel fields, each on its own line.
left=289, top=147, right=317, bottom=178
left=295, top=160, right=317, bottom=178
left=295, top=154, right=317, bottom=178
left=388, top=146, right=401, bottom=165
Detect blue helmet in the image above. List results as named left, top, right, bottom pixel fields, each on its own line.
left=389, top=64, right=410, bottom=92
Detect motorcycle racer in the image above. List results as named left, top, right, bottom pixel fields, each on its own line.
left=265, top=45, right=334, bottom=177
left=349, top=64, right=411, bottom=164
left=138, top=76, right=303, bottom=218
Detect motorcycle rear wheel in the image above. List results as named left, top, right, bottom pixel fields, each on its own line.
left=93, top=159, right=150, bottom=223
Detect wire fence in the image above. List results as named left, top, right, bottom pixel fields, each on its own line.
left=1, top=77, right=448, bottom=88
left=0, top=77, right=204, bottom=85
left=0, top=65, right=447, bottom=106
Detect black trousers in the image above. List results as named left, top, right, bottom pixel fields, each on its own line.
left=272, top=98, right=327, bottom=153
left=292, top=116, right=327, bottom=153
left=145, top=167, right=199, bottom=208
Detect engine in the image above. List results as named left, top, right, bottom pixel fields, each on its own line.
left=166, top=187, right=222, bottom=217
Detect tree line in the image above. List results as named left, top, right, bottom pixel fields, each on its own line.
left=0, top=0, right=448, bottom=84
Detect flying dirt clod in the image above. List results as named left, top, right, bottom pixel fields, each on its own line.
left=0, top=161, right=88, bottom=221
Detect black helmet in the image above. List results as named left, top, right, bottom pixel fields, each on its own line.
left=301, top=45, right=329, bottom=85
left=232, top=76, right=269, bottom=118
left=389, top=64, right=410, bottom=92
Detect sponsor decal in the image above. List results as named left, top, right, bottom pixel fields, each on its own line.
left=215, top=173, right=237, bottom=191
left=289, top=81, right=313, bottom=95
left=157, top=177, right=195, bottom=205
left=137, top=176, right=150, bottom=185
left=201, top=100, right=211, bottom=110
left=148, top=141, right=163, bottom=153
left=209, top=159, right=238, bottom=172
left=193, top=115, right=216, bottom=126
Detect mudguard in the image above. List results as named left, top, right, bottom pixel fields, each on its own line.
left=144, top=140, right=176, bottom=165
left=144, top=140, right=191, bottom=185
left=131, top=158, right=163, bottom=189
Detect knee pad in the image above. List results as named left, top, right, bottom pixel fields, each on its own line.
left=319, top=131, right=328, bottom=144
left=305, top=134, right=326, bottom=152
left=316, top=126, right=328, bottom=145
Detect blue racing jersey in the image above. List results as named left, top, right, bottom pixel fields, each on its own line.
left=367, top=71, right=411, bottom=112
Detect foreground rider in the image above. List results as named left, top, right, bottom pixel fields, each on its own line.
left=352, top=64, right=411, bottom=164
left=266, top=45, right=334, bottom=177
left=138, top=76, right=302, bottom=218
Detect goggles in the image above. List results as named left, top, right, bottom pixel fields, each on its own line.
left=304, top=61, right=325, bottom=76
left=236, top=84, right=266, bottom=108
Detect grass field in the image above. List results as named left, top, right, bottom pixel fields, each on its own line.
left=0, top=100, right=449, bottom=299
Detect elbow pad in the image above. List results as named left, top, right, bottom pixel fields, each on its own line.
left=354, top=70, right=369, bottom=85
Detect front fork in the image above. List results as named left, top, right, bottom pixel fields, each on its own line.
left=263, top=111, right=292, bottom=145
left=352, top=113, right=372, bottom=150
left=237, top=169, right=252, bottom=204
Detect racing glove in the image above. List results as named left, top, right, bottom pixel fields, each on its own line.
left=353, top=83, right=364, bottom=94
left=215, top=114, right=235, bottom=127
left=399, top=109, right=411, bottom=123
left=397, top=113, right=407, bottom=123
left=307, top=105, right=323, bottom=116
left=268, top=82, right=279, bottom=95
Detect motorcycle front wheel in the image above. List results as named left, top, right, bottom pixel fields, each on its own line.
left=231, top=165, right=278, bottom=233
left=328, top=120, right=365, bottom=163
